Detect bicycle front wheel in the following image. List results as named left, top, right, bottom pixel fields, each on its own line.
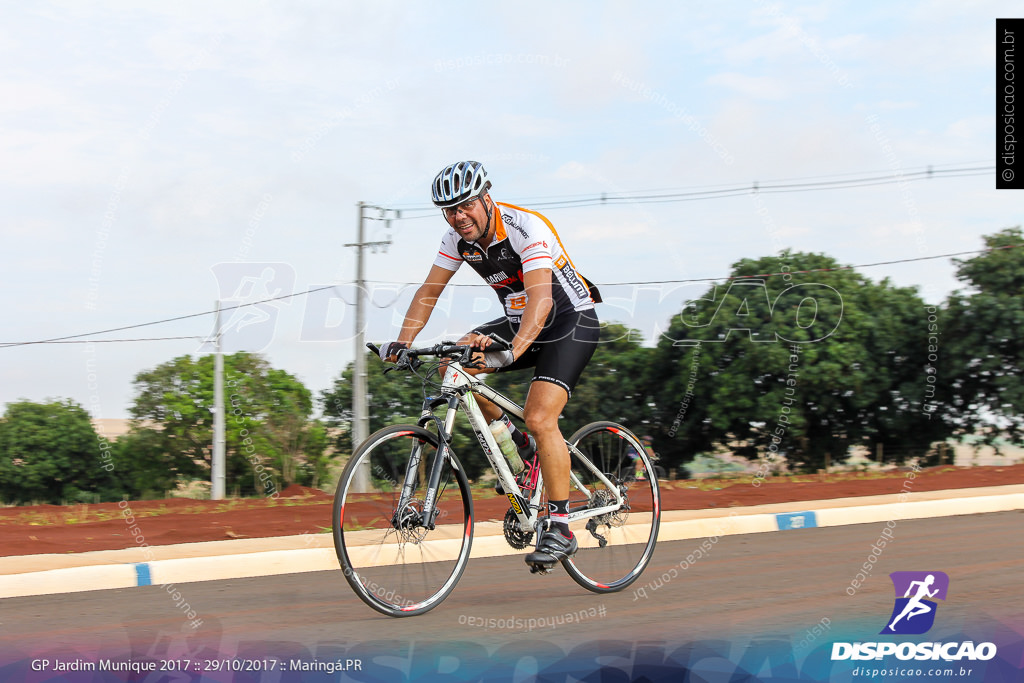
left=562, top=421, right=660, bottom=593
left=332, top=424, right=473, bottom=617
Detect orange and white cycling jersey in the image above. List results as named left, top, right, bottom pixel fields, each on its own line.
left=433, top=202, right=599, bottom=323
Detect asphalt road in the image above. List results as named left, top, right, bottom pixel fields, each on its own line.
left=3, top=511, right=1022, bottom=681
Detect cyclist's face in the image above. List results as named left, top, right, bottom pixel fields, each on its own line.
left=443, top=195, right=489, bottom=242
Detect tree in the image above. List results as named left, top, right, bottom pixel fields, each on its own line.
left=323, top=332, right=657, bottom=482
left=0, top=399, right=104, bottom=504
left=487, top=322, right=658, bottom=436
left=320, top=351, right=424, bottom=449
left=111, top=427, right=181, bottom=499
left=943, top=227, right=1024, bottom=442
left=127, top=352, right=326, bottom=496
left=650, top=251, right=950, bottom=471
left=321, top=352, right=491, bottom=477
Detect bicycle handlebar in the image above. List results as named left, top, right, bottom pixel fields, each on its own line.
left=366, top=339, right=510, bottom=372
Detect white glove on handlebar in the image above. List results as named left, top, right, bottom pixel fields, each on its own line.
left=482, top=349, right=515, bottom=368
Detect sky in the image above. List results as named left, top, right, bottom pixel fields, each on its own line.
left=0, top=1, right=1019, bottom=420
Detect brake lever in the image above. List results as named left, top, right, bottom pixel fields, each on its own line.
left=394, top=348, right=424, bottom=372
left=459, top=346, right=479, bottom=368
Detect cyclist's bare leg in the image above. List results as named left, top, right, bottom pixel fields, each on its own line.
left=522, top=381, right=570, bottom=500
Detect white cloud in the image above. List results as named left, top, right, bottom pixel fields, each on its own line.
left=877, top=100, right=918, bottom=110
left=943, top=116, right=991, bottom=140
left=0, top=1, right=1016, bottom=418
left=0, top=81, right=70, bottom=114
left=707, top=72, right=788, bottom=100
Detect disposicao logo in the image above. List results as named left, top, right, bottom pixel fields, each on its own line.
left=831, top=571, right=997, bottom=663
left=881, top=571, right=949, bottom=635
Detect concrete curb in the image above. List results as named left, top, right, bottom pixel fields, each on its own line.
left=2, top=485, right=1023, bottom=600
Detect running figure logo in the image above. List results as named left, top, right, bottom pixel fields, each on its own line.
left=207, top=263, right=295, bottom=353
left=881, top=571, right=950, bottom=635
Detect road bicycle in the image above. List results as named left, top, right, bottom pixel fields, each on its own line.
left=332, top=341, right=661, bottom=617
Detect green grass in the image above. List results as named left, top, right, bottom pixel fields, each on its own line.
left=342, top=516, right=386, bottom=532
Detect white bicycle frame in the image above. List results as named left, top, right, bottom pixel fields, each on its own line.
left=436, top=360, right=625, bottom=533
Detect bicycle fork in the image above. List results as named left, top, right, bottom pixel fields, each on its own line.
left=392, top=395, right=461, bottom=532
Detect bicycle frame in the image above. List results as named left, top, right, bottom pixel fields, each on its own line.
left=397, top=358, right=625, bottom=536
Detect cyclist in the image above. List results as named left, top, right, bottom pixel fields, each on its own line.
left=379, top=160, right=601, bottom=571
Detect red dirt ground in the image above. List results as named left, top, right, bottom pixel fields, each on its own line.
left=2, top=466, right=1022, bottom=558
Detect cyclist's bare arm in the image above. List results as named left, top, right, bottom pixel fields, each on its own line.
left=467, top=269, right=553, bottom=361
left=510, top=269, right=553, bottom=359
left=394, top=265, right=456, bottom=352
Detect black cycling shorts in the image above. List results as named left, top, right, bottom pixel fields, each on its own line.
left=472, top=308, right=600, bottom=397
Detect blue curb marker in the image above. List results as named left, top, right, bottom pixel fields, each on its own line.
left=776, top=511, right=818, bottom=530
left=134, top=563, right=152, bottom=586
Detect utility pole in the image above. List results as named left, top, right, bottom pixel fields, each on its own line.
left=212, top=301, right=226, bottom=500
left=345, top=202, right=394, bottom=492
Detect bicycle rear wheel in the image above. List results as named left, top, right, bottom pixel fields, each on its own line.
left=332, top=424, right=473, bottom=617
left=561, top=421, right=660, bottom=592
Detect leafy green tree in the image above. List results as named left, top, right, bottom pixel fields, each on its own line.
left=650, top=251, right=950, bottom=471
left=299, top=419, right=332, bottom=489
left=0, top=399, right=104, bottom=504
left=112, top=427, right=180, bottom=499
left=127, top=352, right=325, bottom=496
left=321, top=353, right=491, bottom=477
left=320, top=352, right=424, bottom=448
left=323, top=325, right=659, bottom=481
left=943, top=227, right=1024, bottom=442
left=487, top=322, right=658, bottom=437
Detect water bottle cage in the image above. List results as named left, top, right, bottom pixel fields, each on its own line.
left=517, top=454, right=541, bottom=491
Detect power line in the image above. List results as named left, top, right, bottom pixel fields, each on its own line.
left=30, top=336, right=206, bottom=345
left=367, top=244, right=1024, bottom=287
left=3, top=244, right=1019, bottom=349
left=388, top=162, right=994, bottom=217
left=0, top=285, right=337, bottom=349
left=388, top=160, right=991, bottom=208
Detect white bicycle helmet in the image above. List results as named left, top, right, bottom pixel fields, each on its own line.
left=431, top=160, right=492, bottom=208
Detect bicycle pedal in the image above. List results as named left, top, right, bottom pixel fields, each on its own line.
left=529, top=563, right=554, bottom=575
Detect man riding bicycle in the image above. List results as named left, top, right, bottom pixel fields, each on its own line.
left=379, top=160, right=601, bottom=571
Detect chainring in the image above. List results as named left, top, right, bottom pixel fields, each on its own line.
left=503, top=507, right=534, bottom=549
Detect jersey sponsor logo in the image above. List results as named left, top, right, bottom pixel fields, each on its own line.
left=501, top=213, right=529, bottom=239
left=486, top=271, right=511, bottom=284
left=525, top=240, right=548, bottom=250
left=506, top=294, right=528, bottom=311
left=554, top=254, right=589, bottom=300
left=462, top=250, right=483, bottom=262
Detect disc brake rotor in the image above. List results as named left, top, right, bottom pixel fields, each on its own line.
left=394, top=499, right=429, bottom=543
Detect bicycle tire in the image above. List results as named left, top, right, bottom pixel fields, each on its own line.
left=560, top=421, right=660, bottom=593
left=332, top=424, right=473, bottom=617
